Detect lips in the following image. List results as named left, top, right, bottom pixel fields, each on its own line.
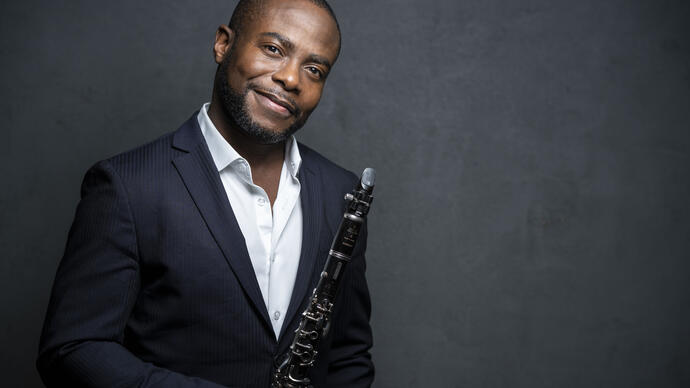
left=254, top=90, right=296, bottom=116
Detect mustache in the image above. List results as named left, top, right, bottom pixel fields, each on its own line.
left=247, top=82, right=301, bottom=116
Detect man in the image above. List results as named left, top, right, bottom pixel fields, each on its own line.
left=36, top=0, right=374, bottom=387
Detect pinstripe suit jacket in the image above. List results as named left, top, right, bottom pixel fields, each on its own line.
left=37, top=114, right=374, bottom=387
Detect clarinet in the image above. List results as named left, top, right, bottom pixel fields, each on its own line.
left=272, top=168, right=376, bottom=388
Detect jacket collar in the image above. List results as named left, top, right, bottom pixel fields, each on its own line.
left=171, top=113, right=324, bottom=342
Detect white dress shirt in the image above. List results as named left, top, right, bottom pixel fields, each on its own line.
left=197, top=103, right=302, bottom=339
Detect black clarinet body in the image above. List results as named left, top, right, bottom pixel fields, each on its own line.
left=272, top=168, right=376, bottom=388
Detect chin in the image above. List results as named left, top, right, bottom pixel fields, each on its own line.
left=238, top=120, right=298, bottom=144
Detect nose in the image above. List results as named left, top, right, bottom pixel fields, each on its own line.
left=272, top=59, right=300, bottom=94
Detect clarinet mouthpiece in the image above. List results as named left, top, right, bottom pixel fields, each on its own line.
left=360, top=168, right=376, bottom=191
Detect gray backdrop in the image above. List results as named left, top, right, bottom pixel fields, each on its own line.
left=2, top=0, right=688, bottom=387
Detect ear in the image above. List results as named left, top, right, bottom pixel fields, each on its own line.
left=213, top=25, right=235, bottom=64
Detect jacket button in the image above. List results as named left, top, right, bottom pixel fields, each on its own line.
left=274, top=353, right=287, bottom=368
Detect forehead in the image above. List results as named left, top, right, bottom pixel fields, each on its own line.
left=244, top=1, right=340, bottom=60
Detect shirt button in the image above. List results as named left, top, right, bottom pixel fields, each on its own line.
left=257, top=197, right=266, bottom=206
left=273, top=311, right=281, bottom=320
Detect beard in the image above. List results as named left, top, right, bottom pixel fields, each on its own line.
left=216, top=52, right=307, bottom=145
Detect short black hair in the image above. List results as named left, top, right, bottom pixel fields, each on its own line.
left=228, top=0, right=341, bottom=55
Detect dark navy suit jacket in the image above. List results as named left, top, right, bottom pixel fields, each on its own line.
left=37, top=114, right=374, bottom=387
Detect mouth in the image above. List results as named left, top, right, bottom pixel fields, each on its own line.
left=253, top=90, right=296, bottom=116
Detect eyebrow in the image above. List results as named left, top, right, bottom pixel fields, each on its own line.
left=259, top=32, right=332, bottom=70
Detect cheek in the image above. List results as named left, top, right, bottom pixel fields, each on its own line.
left=301, top=87, right=324, bottom=112
left=233, top=51, right=279, bottom=80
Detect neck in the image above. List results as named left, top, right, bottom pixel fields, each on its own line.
left=207, top=91, right=285, bottom=169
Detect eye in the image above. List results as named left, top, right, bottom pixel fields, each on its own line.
left=306, top=66, right=324, bottom=79
left=263, top=45, right=282, bottom=56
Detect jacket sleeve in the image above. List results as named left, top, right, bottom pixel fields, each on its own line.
left=36, top=161, right=225, bottom=388
left=326, top=217, right=375, bottom=388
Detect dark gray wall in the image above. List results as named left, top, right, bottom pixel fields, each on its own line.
left=2, top=0, right=688, bottom=387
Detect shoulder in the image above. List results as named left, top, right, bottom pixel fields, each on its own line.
left=91, top=112, right=200, bottom=180
left=88, top=110, right=199, bottom=185
left=79, top=128, right=184, bottom=205
left=297, top=142, right=361, bottom=237
left=298, top=142, right=358, bottom=192
left=99, top=131, right=179, bottom=179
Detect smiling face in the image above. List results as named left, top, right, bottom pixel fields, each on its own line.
left=214, top=0, right=341, bottom=144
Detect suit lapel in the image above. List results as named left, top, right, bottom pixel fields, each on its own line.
left=171, top=117, right=273, bottom=332
left=279, top=162, right=324, bottom=341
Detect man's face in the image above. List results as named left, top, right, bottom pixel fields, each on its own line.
left=217, top=0, right=340, bottom=144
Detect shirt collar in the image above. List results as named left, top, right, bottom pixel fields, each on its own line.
left=284, top=135, right=302, bottom=179
left=198, top=103, right=242, bottom=172
left=197, top=102, right=302, bottom=177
